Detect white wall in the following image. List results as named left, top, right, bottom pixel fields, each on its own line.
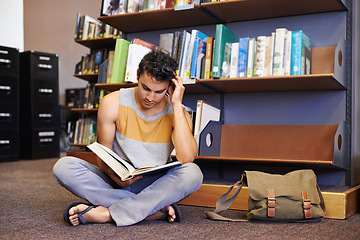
left=0, top=0, right=24, bottom=51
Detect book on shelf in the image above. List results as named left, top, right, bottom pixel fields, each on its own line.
left=110, top=38, right=130, bottom=83
left=178, top=30, right=191, bottom=79
left=284, top=30, right=292, bottom=76
left=157, top=0, right=174, bottom=9
left=254, top=36, right=266, bottom=77
left=264, top=34, right=275, bottom=76
left=238, top=37, right=249, bottom=78
left=291, top=30, right=312, bottom=75
left=246, top=38, right=256, bottom=77
left=193, top=100, right=221, bottom=145
left=212, top=24, right=237, bottom=78
left=105, top=50, right=115, bottom=83
left=101, top=0, right=128, bottom=15
left=229, top=42, right=239, bottom=78
left=159, top=32, right=174, bottom=56
left=87, top=142, right=182, bottom=181
left=125, top=43, right=152, bottom=83
left=273, top=28, right=288, bottom=76
left=132, top=38, right=158, bottom=51
left=190, top=30, right=209, bottom=79
left=172, top=31, right=181, bottom=61
left=182, top=29, right=198, bottom=81
left=97, top=58, right=108, bottom=83
left=203, top=37, right=214, bottom=79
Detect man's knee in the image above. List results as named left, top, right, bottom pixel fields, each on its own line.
left=53, top=156, right=81, bottom=184
left=178, top=163, right=203, bottom=191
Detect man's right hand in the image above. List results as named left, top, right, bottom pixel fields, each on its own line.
left=106, top=167, right=142, bottom=187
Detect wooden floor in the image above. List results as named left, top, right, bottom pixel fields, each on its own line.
left=178, top=183, right=360, bottom=219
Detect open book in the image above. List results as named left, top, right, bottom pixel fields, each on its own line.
left=87, top=142, right=181, bottom=181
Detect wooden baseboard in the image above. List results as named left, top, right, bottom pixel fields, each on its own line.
left=178, top=183, right=360, bottom=219
left=66, top=151, right=98, bottom=165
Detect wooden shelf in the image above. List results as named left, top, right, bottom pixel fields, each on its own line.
left=74, top=73, right=98, bottom=82
left=95, top=82, right=138, bottom=91
left=202, top=0, right=348, bottom=23
left=99, top=6, right=218, bottom=33
left=199, top=74, right=345, bottom=93
left=98, top=0, right=347, bottom=34
left=75, top=37, right=117, bottom=49
left=71, top=108, right=98, bottom=114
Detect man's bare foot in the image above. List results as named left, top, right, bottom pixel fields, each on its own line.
left=146, top=205, right=176, bottom=222
left=68, top=204, right=113, bottom=226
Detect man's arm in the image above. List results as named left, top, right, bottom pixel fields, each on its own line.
left=168, top=75, right=198, bottom=164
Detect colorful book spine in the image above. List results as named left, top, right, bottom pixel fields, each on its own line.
left=190, top=31, right=209, bottom=79
left=246, top=38, right=256, bottom=77
left=110, top=38, right=130, bottom=83
left=238, top=37, right=249, bottom=78
left=204, top=37, right=214, bottom=79
left=291, top=30, right=311, bottom=75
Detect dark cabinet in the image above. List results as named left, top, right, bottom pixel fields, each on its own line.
left=0, top=46, right=19, bottom=162
left=19, top=51, right=60, bottom=159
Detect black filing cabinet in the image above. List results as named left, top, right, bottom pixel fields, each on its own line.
left=0, top=46, right=19, bottom=162
left=19, top=51, right=60, bottom=159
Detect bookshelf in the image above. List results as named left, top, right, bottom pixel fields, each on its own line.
left=69, top=0, right=354, bottom=186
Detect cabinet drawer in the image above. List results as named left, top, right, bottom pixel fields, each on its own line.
left=30, top=52, right=58, bottom=81
left=32, top=104, right=60, bottom=128
left=31, top=129, right=60, bottom=158
left=0, top=75, right=18, bottom=102
left=33, top=80, right=59, bottom=104
left=0, top=130, right=19, bottom=158
left=0, top=102, right=19, bottom=130
left=0, top=46, right=19, bottom=77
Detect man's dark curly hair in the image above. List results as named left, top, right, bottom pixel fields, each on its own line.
left=137, top=50, right=177, bottom=82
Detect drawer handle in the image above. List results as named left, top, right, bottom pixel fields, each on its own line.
left=0, top=85, right=11, bottom=91
left=0, top=58, right=11, bottom=64
left=0, top=113, right=11, bottom=118
left=39, top=56, right=51, bottom=61
left=40, top=138, right=53, bottom=143
left=38, top=88, right=53, bottom=94
left=0, top=140, right=10, bottom=145
left=38, top=64, right=52, bottom=69
left=39, top=131, right=55, bottom=137
left=39, top=113, right=53, bottom=118
left=0, top=50, right=9, bottom=54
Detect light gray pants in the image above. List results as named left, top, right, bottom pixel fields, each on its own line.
left=53, top=156, right=203, bottom=226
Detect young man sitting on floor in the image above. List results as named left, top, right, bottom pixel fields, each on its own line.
left=53, top=50, right=203, bottom=226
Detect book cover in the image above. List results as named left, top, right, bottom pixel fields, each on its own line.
left=159, top=32, right=174, bottom=56
left=111, top=38, right=130, bottom=84
left=273, top=28, right=288, bottom=76
left=246, top=38, right=256, bottom=77
left=172, top=31, right=181, bottom=61
left=178, top=31, right=191, bottom=79
left=238, top=37, right=249, bottom=78
left=212, top=24, right=237, bottom=78
left=82, top=15, right=99, bottom=40
left=291, top=30, right=311, bottom=75
left=125, top=44, right=151, bottom=83
left=74, top=13, right=82, bottom=40
left=177, top=30, right=190, bottom=74
left=204, top=37, right=214, bottom=79
left=254, top=36, right=266, bottom=77
left=183, top=29, right=198, bottom=80
left=190, top=30, right=209, bottom=79
left=221, top=42, right=232, bottom=78
left=229, top=42, right=239, bottom=78
left=88, top=142, right=182, bottom=181
left=193, top=100, right=221, bottom=145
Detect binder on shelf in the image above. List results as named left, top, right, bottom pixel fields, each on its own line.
left=198, top=121, right=222, bottom=157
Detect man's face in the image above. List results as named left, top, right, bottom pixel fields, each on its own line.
left=137, top=71, right=169, bottom=109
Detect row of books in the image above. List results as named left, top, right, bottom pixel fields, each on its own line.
left=72, top=116, right=97, bottom=145
left=66, top=84, right=105, bottom=109
left=160, top=25, right=312, bottom=82
left=75, top=13, right=122, bottom=40
left=98, top=38, right=158, bottom=84
left=75, top=48, right=113, bottom=75
left=230, top=28, right=312, bottom=78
